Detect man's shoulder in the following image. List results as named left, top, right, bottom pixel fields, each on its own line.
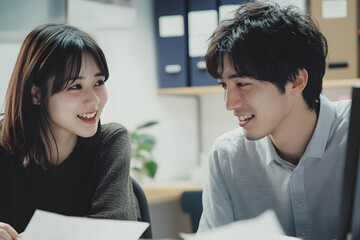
left=332, top=99, right=351, bottom=120
left=319, top=98, right=351, bottom=144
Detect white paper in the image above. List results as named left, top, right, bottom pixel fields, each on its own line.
left=20, top=210, right=149, bottom=240
left=180, top=210, right=301, bottom=240
left=322, top=0, right=347, bottom=19
left=159, top=15, right=184, bottom=37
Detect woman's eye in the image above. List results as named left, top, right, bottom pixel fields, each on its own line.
left=218, top=82, right=226, bottom=88
left=68, top=84, right=82, bottom=90
left=95, top=80, right=105, bottom=86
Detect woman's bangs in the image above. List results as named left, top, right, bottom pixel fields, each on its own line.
left=52, top=50, right=83, bottom=93
left=88, top=49, right=109, bottom=81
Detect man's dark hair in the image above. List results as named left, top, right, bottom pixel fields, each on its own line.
left=205, top=2, right=328, bottom=110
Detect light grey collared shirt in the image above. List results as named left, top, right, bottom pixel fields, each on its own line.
left=198, top=96, right=351, bottom=240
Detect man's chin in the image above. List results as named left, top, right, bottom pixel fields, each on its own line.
left=244, top=131, right=265, bottom=141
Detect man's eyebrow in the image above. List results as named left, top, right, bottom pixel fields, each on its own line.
left=219, top=73, right=243, bottom=80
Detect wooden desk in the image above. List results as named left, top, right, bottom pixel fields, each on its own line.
left=141, top=180, right=203, bottom=205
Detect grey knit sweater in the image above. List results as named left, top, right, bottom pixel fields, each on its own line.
left=0, top=122, right=137, bottom=232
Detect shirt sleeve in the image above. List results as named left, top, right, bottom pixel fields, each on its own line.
left=87, top=123, right=137, bottom=221
left=197, top=142, right=235, bottom=232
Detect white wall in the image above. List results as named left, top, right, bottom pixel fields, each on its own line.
left=0, top=44, right=20, bottom=110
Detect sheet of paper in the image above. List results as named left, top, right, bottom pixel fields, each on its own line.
left=180, top=210, right=301, bottom=240
left=21, top=210, right=149, bottom=240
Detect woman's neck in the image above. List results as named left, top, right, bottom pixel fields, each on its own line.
left=49, top=133, right=77, bottom=165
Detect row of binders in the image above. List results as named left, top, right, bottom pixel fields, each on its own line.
left=155, top=0, right=251, bottom=88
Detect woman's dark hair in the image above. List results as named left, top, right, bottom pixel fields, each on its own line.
left=1, top=23, right=109, bottom=168
left=205, top=2, right=328, bottom=110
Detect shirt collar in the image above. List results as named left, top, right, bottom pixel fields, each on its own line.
left=264, top=136, right=276, bottom=166
left=304, top=95, right=335, bottom=158
left=264, top=95, right=335, bottom=166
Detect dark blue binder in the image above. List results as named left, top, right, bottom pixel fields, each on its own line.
left=155, top=0, right=189, bottom=88
left=188, top=0, right=218, bottom=86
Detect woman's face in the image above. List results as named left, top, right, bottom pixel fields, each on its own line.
left=47, top=54, right=108, bottom=141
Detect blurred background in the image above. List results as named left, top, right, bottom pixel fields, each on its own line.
left=0, top=0, right=358, bottom=239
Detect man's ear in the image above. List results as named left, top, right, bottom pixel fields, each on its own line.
left=31, top=84, right=41, bottom=105
left=291, top=68, right=308, bottom=95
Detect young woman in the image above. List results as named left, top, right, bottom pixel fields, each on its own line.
left=0, top=24, right=136, bottom=239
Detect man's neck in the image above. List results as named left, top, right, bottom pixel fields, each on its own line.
left=270, top=100, right=318, bottom=165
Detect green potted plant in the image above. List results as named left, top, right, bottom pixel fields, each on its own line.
left=130, top=121, right=159, bottom=179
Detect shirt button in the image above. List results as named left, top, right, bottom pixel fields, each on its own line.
left=302, top=232, right=306, bottom=236
left=297, top=203, right=301, bottom=208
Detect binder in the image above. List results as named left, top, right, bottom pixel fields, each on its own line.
left=155, top=0, right=188, bottom=88
left=187, top=0, right=218, bottom=86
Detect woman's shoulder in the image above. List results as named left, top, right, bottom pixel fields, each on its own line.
left=99, top=122, right=130, bottom=142
left=101, top=122, right=128, bottom=134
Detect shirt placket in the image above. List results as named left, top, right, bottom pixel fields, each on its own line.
left=289, top=165, right=311, bottom=239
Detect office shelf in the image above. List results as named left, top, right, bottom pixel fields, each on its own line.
left=157, top=78, right=360, bottom=96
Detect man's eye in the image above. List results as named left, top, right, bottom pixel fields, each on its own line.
left=237, top=82, right=247, bottom=87
left=95, top=80, right=105, bottom=86
left=69, top=84, right=82, bottom=90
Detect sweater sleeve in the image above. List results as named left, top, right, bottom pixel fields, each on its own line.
left=87, top=122, right=137, bottom=221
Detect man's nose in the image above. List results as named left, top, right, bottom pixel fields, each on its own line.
left=225, top=87, right=242, bottom=111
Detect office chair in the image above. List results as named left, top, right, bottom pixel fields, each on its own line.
left=180, top=191, right=203, bottom=232
left=131, top=178, right=153, bottom=239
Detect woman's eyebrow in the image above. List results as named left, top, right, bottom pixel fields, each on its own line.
left=70, top=72, right=105, bottom=80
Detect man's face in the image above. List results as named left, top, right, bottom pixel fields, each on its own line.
left=218, top=55, right=295, bottom=140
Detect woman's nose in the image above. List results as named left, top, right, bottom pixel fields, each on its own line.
left=84, top=88, right=100, bottom=106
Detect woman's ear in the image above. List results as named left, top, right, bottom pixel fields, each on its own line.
left=31, top=84, right=41, bottom=105
left=291, top=68, right=308, bottom=95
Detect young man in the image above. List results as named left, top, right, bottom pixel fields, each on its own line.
left=198, top=2, right=351, bottom=240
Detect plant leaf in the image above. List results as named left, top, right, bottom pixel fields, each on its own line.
left=136, top=121, right=158, bottom=130
left=143, top=160, right=158, bottom=178
left=130, top=132, right=138, bottom=140
left=134, top=153, right=147, bottom=162
left=137, top=134, right=156, bottom=151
